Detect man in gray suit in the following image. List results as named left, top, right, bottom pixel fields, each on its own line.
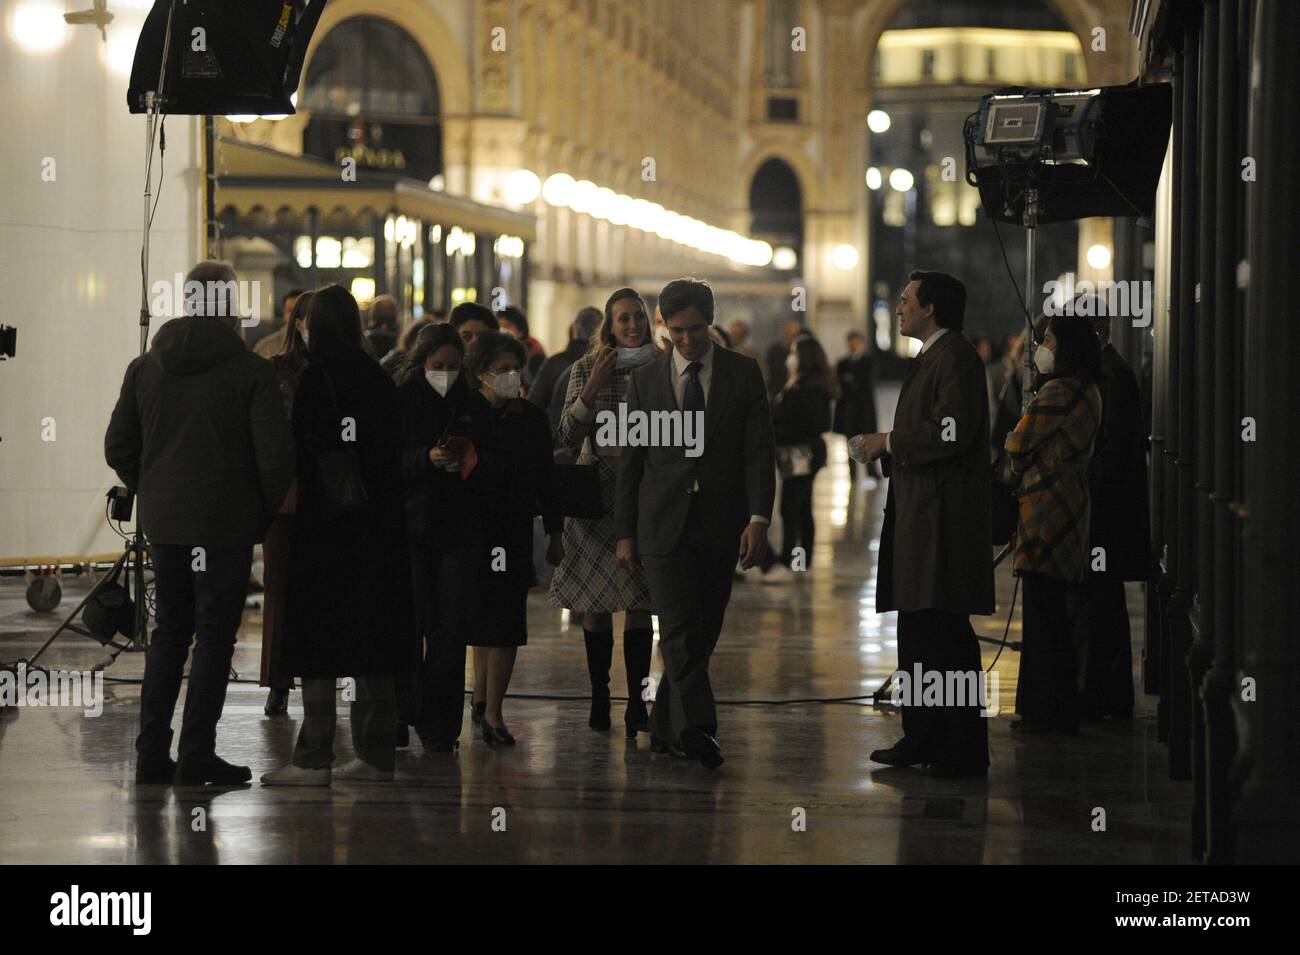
left=851, top=270, right=994, bottom=778
left=615, top=278, right=775, bottom=768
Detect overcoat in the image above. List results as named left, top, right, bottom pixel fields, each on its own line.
left=876, top=330, right=996, bottom=615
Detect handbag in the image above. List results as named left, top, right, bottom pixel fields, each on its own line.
left=776, top=444, right=814, bottom=478
left=313, top=368, right=369, bottom=521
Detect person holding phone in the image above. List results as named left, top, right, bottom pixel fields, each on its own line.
left=395, top=324, right=491, bottom=753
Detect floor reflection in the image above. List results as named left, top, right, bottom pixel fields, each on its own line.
left=0, top=391, right=1190, bottom=863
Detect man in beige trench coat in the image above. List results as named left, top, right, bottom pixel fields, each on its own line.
left=850, top=270, right=995, bottom=777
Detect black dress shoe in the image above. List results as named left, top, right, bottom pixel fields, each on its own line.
left=925, top=761, right=988, bottom=778
left=135, top=755, right=177, bottom=785
left=680, top=727, right=724, bottom=769
left=650, top=737, right=687, bottom=758
left=263, top=688, right=289, bottom=716
left=174, top=754, right=252, bottom=786
left=869, top=745, right=930, bottom=767
left=482, top=721, right=517, bottom=746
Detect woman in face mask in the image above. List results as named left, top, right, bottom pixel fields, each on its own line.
left=757, top=334, right=838, bottom=582
left=393, top=323, right=492, bottom=753
left=1001, top=313, right=1104, bottom=735
left=551, top=288, right=658, bottom=735
left=461, top=331, right=563, bottom=744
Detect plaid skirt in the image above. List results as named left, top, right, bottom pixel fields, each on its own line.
left=549, top=455, right=653, bottom=614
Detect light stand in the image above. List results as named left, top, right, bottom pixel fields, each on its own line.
left=30, top=2, right=178, bottom=671
left=1021, top=187, right=1039, bottom=414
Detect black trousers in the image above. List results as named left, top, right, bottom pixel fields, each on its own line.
left=780, top=475, right=815, bottom=567
left=641, top=496, right=735, bottom=742
left=896, top=609, right=989, bottom=767
left=1017, top=572, right=1080, bottom=727
left=405, top=543, right=475, bottom=744
left=137, top=543, right=252, bottom=761
left=1066, top=575, right=1135, bottom=717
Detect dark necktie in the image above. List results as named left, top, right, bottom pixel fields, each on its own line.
left=683, top=361, right=705, bottom=414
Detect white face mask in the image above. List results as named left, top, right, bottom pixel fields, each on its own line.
left=490, top=369, right=521, bottom=399
left=616, top=343, right=656, bottom=368
left=426, top=368, right=457, bottom=396
left=1033, top=345, right=1055, bottom=376
left=785, top=353, right=799, bottom=376
left=299, top=328, right=309, bottom=347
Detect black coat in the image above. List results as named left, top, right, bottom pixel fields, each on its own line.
left=527, top=339, right=587, bottom=431
left=105, top=316, right=294, bottom=546
left=833, top=352, right=879, bottom=437
left=283, top=349, right=413, bottom=678
left=772, top=380, right=832, bottom=473
left=477, top=398, right=564, bottom=589
left=1089, top=344, right=1151, bottom=581
left=397, top=371, right=493, bottom=545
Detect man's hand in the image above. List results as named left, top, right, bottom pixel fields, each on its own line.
left=848, top=432, right=888, bottom=462
left=615, top=537, right=640, bottom=573
left=737, top=522, right=769, bottom=570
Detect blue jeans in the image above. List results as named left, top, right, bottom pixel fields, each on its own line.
left=136, top=543, right=252, bottom=761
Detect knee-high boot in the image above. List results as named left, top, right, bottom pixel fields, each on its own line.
left=583, top=629, right=613, bottom=730
left=622, top=627, right=653, bottom=737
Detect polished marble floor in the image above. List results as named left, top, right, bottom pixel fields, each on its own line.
left=0, top=424, right=1192, bottom=864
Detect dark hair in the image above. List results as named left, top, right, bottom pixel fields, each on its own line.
left=399, top=323, right=464, bottom=386
left=369, top=295, right=398, bottom=331
left=450, top=301, right=498, bottom=331
left=571, top=306, right=603, bottom=341
left=466, top=330, right=528, bottom=385
left=1046, top=314, right=1103, bottom=381
left=658, top=277, right=715, bottom=325
left=282, top=288, right=306, bottom=310
left=908, top=269, right=966, bottom=331
left=277, top=288, right=317, bottom=360
left=397, top=316, right=434, bottom=354
left=592, top=287, right=651, bottom=353
left=496, top=305, right=529, bottom=339
left=305, top=285, right=363, bottom=359
left=792, top=335, right=839, bottom=400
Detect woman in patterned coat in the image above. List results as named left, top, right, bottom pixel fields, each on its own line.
left=1002, top=314, right=1103, bottom=734
left=550, top=288, right=660, bottom=736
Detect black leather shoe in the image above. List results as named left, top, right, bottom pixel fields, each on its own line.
left=869, top=744, right=930, bottom=767
left=925, top=761, right=988, bottom=778
left=174, top=754, right=252, bottom=786
left=482, top=721, right=517, bottom=746
left=263, top=688, right=289, bottom=716
left=680, top=727, right=724, bottom=769
left=650, top=737, right=687, bottom=758
left=135, top=755, right=177, bottom=785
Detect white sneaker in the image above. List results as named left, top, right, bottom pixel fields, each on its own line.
left=260, top=764, right=331, bottom=786
left=760, top=563, right=796, bottom=584
left=333, top=758, right=394, bottom=782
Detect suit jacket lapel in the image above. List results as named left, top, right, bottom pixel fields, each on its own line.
left=704, top=348, right=730, bottom=446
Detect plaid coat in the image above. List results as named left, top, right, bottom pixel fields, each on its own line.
left=1004, top=376, right=1103, bottom=582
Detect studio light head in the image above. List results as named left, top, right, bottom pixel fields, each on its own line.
left=127, top=0, right=328, bottom=116
left=964, top=83, right=1172, bottom=224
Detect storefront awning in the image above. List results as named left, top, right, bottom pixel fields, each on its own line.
left=214, top=138, right=535, bottom=241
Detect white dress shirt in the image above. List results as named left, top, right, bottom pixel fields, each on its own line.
left=884, top=327, right=949, bottom=455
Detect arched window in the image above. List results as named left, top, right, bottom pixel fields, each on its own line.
left=301, top=16, right=442, bottom=182
left=749, top=158, right=804, bottom=253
